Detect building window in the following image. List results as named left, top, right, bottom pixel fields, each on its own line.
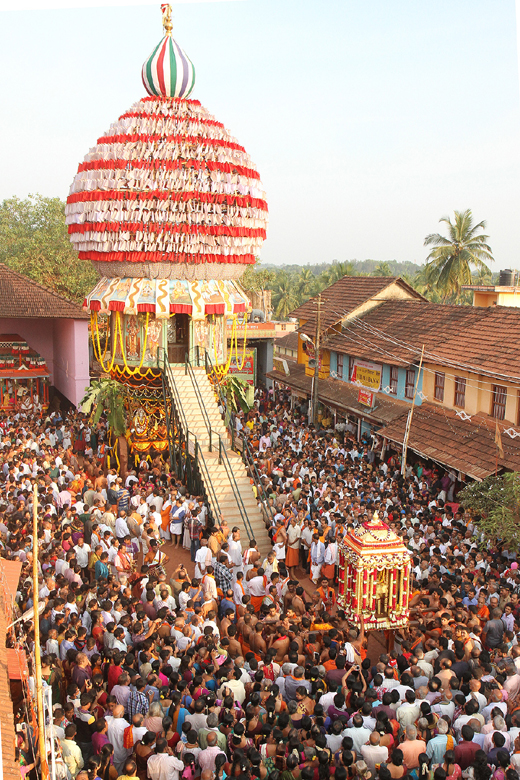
left=337, top=353, right=344, bottom=379
left=405, top=369, right=415, bottom=399
left=349, top=357, right=355, bottom=382
left=389, top=366, right=398, bottom=394
left=454, top=377, right=466, bottom=408
left=492, top=385, right=507, bottom=420
left=434, top=372, right=445, bottom=403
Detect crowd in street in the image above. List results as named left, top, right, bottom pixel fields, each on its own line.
left=3, top=385, right=520, bottom=780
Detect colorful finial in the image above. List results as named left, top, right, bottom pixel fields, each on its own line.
left=141, top=5, right=196, bottom=99
left=161, top=4, right=173, bottom=35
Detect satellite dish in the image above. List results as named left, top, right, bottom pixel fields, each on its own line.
left=308, top=359, right=317, bottom=368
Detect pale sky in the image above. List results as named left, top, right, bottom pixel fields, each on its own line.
left=1, top=0, right=519, bottom=270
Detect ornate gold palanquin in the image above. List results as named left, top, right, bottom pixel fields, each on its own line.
left=338, top=514, right=412, bottom=630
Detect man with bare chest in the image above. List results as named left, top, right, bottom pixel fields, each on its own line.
left=250, top=624, right=267, bottom=657
left=269, top=629, right=290, bottom=663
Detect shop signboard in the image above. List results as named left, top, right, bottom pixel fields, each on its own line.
left=358, top=388, right=375, bottom=408
left=350, top=359, right=382, bottom=390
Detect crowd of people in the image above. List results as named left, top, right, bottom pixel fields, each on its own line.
left=3, top=384, right=520, bottom=780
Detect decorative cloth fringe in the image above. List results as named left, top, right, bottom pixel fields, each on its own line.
left=66, top=97, right=268, bottom=269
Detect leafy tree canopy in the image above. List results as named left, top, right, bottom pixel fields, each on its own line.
left=459, top=472, right=520, bottom=549
left=0, top=194, right=97, bottom=302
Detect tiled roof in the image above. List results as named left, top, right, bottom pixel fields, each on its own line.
left=267, top=362, right=409, bottom=426
left=0, top=263, right=90, bottom=320
left=378, top=402, right=520, bottom=480
left=330, top=299, right=520, bottom=380
left=274, top=331, right=299, bottom=351
left=289, top=276, right=423, bottom=334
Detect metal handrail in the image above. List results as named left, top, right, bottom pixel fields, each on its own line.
left=185, top=354, right=213, bottom=452
left=216, top=431, right=255, bottom=541
left=184, top=352, right=255, bottom=541
left=238, top=428, right=275, bottom=527
left=203, top=349, right=275, bottom=529
left=194, top=439, right=223, bottom=524
left=158, top=348, right=222, bottom=524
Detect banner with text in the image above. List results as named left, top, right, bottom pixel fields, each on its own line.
left=350, top=359, right=382, bottom=390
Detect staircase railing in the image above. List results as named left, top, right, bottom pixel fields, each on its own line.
left=158, top=348, right=222, bottom=526
left=184, top=352, right=255, bottom=542
left=202, top=349, right=275, bottom=530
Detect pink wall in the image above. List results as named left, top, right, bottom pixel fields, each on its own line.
left=0, top=317, right=89, bottom=407
left=52, top=319, right=90, bottom=407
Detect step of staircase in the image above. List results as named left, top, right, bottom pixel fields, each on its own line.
left=166, top=363, right=272, bottom=558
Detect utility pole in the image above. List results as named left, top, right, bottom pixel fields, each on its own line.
left=312, top=294, right=321, bottom=428
left=401, top=345, right=425, bottom=477
left=32, top=484, right=49, bottom=780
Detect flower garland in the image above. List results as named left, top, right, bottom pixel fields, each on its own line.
left=92, top=311, right=119, bottom=373
left=234, top=316, right=248, bottom=372
left=117, top=313, right=150, bottom=375
left=212, top=316, right=235, bottom=379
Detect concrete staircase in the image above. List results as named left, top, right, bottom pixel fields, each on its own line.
left=167, top=365, right=272, bottom=559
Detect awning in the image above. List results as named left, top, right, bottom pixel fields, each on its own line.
left=0, top=370, right=49, bottom=379
left=0, top=561, right=21, bottom=603
left=267, top=363, right=409, bottom=427
left=6, top=648, right=29, bottom=682
left=84, top=277, right=249, bottom=319
left=378, top=402, right=520, bottom=481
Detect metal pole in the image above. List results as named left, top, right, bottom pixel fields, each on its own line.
left=33, top=485, right=49, bottom=779
left=401, top=345, right=425, bottom=477
left=312, top=294, right=321, bottom=428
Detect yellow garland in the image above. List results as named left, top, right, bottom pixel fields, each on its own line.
left=111, top=365, right=161, bottom=384
left=92, top=311, right=120, bottom=373
left=234, top=315, right=248, bottom=371
left=91, top=312, right=110, bottom=363
left=212, top=315, right=235, bottom=379
left=118, top=312, right=150, bottom=376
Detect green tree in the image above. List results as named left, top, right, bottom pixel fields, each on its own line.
left=459, top=472, right=520, bottom=549
left=325, top=260, right=357, bottom=285
left=272, top=271, right=299, bottom=319
left=0, top=194, right=97, bottom=302
left=374, top=261, right=393, bottom=277
left=80, top=377, right=126, bottom=436
left=297, top=267, right=316, bottom=303
left=424, top=209, right=494, bottom=302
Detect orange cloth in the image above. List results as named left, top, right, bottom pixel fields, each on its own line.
left=285, top=546, right=299, bottom=567
left=160, top=505, right=171, bottom=532
left=250, top=595, right=264, bottom=612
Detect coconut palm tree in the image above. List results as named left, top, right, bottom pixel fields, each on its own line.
left=296, top=268, right=316, bottom=303
left=272, top=272, right=299, bottom=319
left=424, top=209, right=493, bottom=301
left=325, top=261, right=357, bottom=285
left=374, top=261, right=393, bottom=277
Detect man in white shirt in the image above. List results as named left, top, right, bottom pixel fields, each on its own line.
left=115, top=512, right=130, bottom=541
left=73, top=537, right=91, bottom=571
left=361, top=732, right=389, bottom=780
left=342, top=714, right=372, bottom=754
left=105, top=706, right=132, bottom=772
left=195, top=539, right=212, bottom=579
left=147, top=738, right=184, bottom=780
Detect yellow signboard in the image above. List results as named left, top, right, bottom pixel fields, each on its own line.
left=350, top=359, right=382, bottom=390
